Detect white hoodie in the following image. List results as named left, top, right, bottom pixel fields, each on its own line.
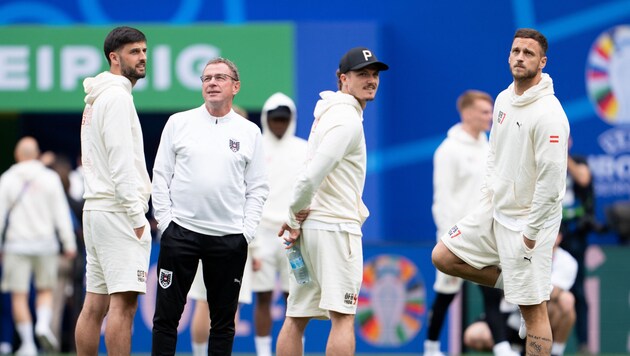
left=486, top=73, right=570, bottom=240
left=0, top=160, right=76, bottom=255
left=432, top=123, right=488, bottom=237
left=258, top=93, right=307, bottom=230
left=288, top=91, right=368, bottom=234
left=80, top=71, right=151, bottom=228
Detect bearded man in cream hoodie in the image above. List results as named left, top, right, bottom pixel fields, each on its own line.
left=432, top=28, right=570, bottom=356
left=75, top=26, right=152, bottom=356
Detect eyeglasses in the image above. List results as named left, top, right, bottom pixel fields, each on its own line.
left=200, top=73, right=238, bottom=84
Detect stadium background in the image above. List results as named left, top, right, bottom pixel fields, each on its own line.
left=0, top=0, right=629, bottom=354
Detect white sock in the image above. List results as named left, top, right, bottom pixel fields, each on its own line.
left=493, top=340, right=513, bottom=356
left=494, top=272, right=504, bottom=289
left=254, top=335, right=272, bottom=356
left=424, top=339, right=440, bottom=353
left=35, top=306, right=53, bottom=330
left=16, top=322, right=35, bottom=347
left=551, top=342, right=566, bottom=356
left=191, top=342, right=207, bottom=356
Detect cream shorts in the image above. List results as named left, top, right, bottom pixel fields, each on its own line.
left=188, top=254, right=253, bottom=304
left=83, top=210, right=151, bottom=295
left=251, top=225, right=289, bottom=293
left=285, top=229, right=363, bottom=319
left=1, top=254, right=58, bottom=293
left=440, top=198, right=556, bottom=305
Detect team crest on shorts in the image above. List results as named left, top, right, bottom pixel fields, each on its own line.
left=137, top=270, right=146, bottom=283
left=344, top=292, right=358, bottom=305
left=159, top=269, right=173, bottom=289
left=448, top=225, right=462, bottom=239
left=229, top=139, right=240, bottom=152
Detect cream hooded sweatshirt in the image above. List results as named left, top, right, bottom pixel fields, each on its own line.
left=257, top=93, right=307, bottom=230
left=81, top=71, right=151, bottom=228
left=288, top=91, right=368, bottom=234
left=486, top=73, right=570, bottom=240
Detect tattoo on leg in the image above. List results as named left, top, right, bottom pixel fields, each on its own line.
left=526, top=333, right=552, bottom=356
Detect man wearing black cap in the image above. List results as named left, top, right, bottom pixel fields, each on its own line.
left=276, top=47, right=388, bottom=356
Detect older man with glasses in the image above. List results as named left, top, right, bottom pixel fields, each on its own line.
left=151, top=57, right=269, bottom=356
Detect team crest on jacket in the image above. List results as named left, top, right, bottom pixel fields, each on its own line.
left=229, top=138, right=240, bottom=152
left=497, top=110, right=507, bottom=124
left=159, top=269, right=173, bottom=289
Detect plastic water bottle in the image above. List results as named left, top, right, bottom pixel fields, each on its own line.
left=286, top=243, right=311, bottom=284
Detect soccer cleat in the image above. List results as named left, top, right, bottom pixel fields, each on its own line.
left=35, top=325, right=59, bottom=352
left=518, top=313, right=527, bottom=339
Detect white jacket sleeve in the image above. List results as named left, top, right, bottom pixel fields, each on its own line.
left=152, top=119, right=176, bottom=234
left=287, top=121, right=357, bottom=228
left=101, top=93, right=146, bottom=228
left=242, top=132, right=269, bottom=242
left=524, top=117, right=569, bottom=240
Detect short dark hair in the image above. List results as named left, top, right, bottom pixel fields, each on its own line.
left=103, top=26, right=146, bottom=65
left=514, top=28, right=548, bottom=56
left=204, top=57, right=240, bottom=82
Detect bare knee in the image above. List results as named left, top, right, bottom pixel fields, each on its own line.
left=464, top=321, right=494, bottom=351
left=432, top=241, right=457, bottom=274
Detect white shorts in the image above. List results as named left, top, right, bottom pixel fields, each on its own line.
left=188, top=254, right=253, bottom=304
left=433, top=270, right=464, bottom=294
left=440, top=198, right=556, bottom=305
left=1, top=254, right=58, bottom=293
left=251, top=225, right=289, bottom=293
left=285, top=229, right=362, bottom=319
left=83, top=210, right=151, bottom=295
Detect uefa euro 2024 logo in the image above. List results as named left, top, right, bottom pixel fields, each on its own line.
left=586, top=25, right=630, bottom=198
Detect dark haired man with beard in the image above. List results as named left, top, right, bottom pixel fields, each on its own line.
left=432, top=28, right=570, bottom=356
left=75, top=26, right=152, bottom=355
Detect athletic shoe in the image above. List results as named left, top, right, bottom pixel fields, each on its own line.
left=35, top=325, right=59, bottom=352
left=14, top=344, right=37, bottom=356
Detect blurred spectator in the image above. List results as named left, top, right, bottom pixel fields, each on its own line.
left=0, top=137, right=77, bottom=355
left=48, top=154, right=85, bottom=352
left=561, top=137, right=595, bottom=352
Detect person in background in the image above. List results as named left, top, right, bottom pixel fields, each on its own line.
left=151, top=57, right=268, bottom=356
left=0, top=137, right=77, bottom=355
left=276, top=46, right=388, bottom=356
left=74, top=26, right=152, bottom=356
left=561, top=136, right=595, bottom=354
left=250, top=92, right=307, bottom=356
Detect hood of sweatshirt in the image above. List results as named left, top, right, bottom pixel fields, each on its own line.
left=313, top=90, right=363, bottom=121
left=6, top=159, right=47, bottom=182
left=508, top=73, right=555, bottom=107
left=447, top=123, right=488, bottom=146
left=260, top=92, right=297, bottom=143
left=83, top=71, right=133, bottom=105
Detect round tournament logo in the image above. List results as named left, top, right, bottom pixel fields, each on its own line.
left=357, top=254, right=426, bottom=346
left=586, top=25, right=630, bottom=124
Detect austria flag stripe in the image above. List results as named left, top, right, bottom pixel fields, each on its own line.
left=550, top=135, right=559, bottom=143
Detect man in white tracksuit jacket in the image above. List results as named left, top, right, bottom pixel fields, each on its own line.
left=276, top=47, right=389, bottom=356
left=0, top=137, right=76, bottom=355
left=74, top=26, right=152, bottom=356
left=151, top=57, right=268, bottom=356
left=433, top=28, right=570, bottom=356
left=250, top=92, right=307, bottom=356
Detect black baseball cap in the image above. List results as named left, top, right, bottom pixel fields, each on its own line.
left=338, top=47, right=389, bottom=74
